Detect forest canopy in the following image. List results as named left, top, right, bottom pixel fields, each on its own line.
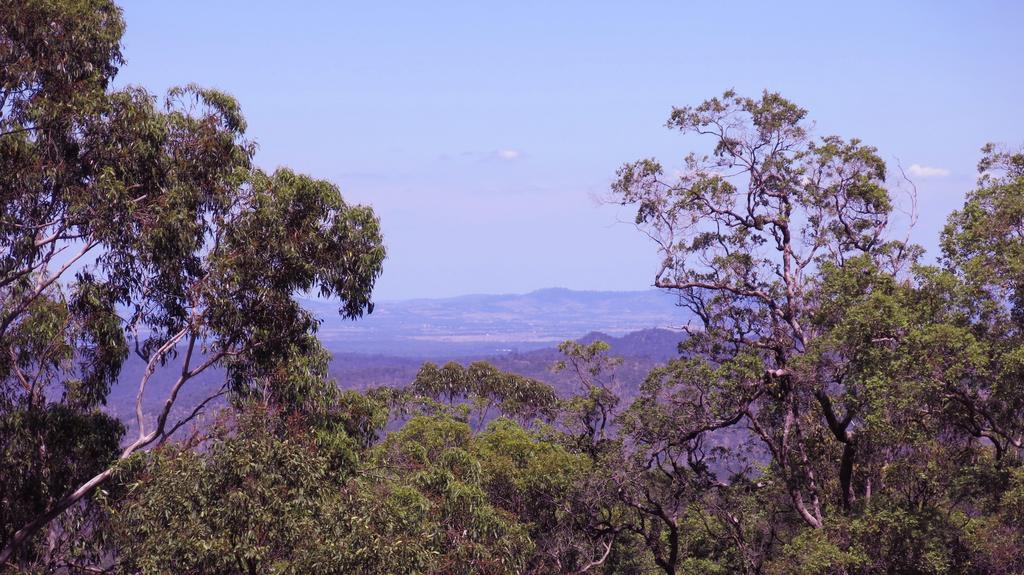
left=2, top=1, right=1023, bottom=574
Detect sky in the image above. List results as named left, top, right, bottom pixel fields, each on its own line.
left=115, top=1, right=1024, bottom=300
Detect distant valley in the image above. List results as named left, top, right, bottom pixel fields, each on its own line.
left=328, top=327, right=685, bottom=394
left=304, top=287, right=690, bottom=357
left=105, top=289, right=691, bottom=436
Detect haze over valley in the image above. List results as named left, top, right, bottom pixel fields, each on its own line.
left=104, top=289, right=690, bottom=435
left=306, top=287, right=689, bottom=356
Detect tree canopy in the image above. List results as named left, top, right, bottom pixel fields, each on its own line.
left=1, top=0, right=384, bottom=566
left=3, top=1, right=1024, bottom=573
left=605, top=91, right=1024, bottom=574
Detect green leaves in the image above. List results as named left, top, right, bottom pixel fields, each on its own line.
left=404, top=360, right=558, bottom=429
left=942, top=144, right=1024, bottom=312
left=0, top=0, right=124, bottom=130
left=1, top=405, right=124, bottom=561
left=2, top=0, right=387, bottom=565
left=609, top=92, right=1024, bottom=573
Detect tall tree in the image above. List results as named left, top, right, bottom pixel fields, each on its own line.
left=940, top=144, right=1024, bottom=460
left=612, top=92, right=1024, bottom=573
left=613, top=89, right=910, bottom=531
left=103, top=405, right=534, bottom=575
left=0, top=0, right=385, bottom=566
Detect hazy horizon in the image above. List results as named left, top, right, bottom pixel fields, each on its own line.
left=332, top=285, right=662, bottom=304
left=116, top=1, right=1024, bottom=300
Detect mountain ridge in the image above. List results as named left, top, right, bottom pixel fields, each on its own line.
left=301, top=287, right=689, bottom=357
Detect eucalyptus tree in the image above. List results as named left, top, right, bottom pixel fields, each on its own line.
left=612, top=91, right=1024, bottom=572
left=103, top=406, right=536, bottom=575
left=400, top=348, right=631, bottom=574
left=0, top=0, right=385, bottom=566
left=405, top=360, right=558, bottom=431
left=939, top=144, right=1024, bottom=460
left=553, top=340, right=623, bottom=458
left=612, top=89, right=921, bottom=532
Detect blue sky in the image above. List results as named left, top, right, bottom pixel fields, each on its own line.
left=116, top=1, right=1024, bottom=300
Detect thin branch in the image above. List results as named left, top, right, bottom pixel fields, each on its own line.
left=159, top=385, right=227, bottom=445
left=0, top=239, right=99, bottom=339
left=134, top=327, right=191, bottom=441
left=0, top=341, right=230, bottom=564
left=577, top=540, right=613, bottom=573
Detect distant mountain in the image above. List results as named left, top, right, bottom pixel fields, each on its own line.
left=105, top=288, right=691, bottom=439
left=107, top=328, right=687, bottom=439
left=303, top=287, right=689, bottom=357
left=578, top=328, right=684, bottom=360
left=330, top=328, right=686, bottom=398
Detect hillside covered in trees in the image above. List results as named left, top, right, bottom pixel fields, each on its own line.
left=3, top=1, right=1024, bottom=574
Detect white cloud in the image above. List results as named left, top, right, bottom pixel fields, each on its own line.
left=495, top=149, right=522, bottom=161
left=907, top=164, right=951, bottom=178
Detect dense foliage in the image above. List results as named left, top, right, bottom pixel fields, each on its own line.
left=1, top=0, right=384, bottom=568
left=3, top=1, right=1023, bottom=573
